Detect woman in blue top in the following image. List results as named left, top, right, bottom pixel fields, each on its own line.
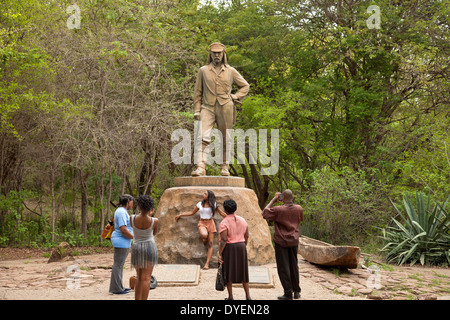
left=109, top=194, right=134, bottom=295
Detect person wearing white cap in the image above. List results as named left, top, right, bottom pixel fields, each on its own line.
left=192, top=42, right=250, bottom=176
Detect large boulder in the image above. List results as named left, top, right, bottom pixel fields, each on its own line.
left=154, top=178, right=275, bottom=266
left=48, top=241, right=74, bottom=263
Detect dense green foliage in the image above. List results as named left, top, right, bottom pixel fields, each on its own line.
left=0, top=0, right=448, bottom=263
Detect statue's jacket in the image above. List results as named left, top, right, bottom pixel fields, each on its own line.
left=193, top=63, right=249, bottom=114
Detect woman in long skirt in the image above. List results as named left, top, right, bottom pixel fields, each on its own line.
left=218, top=199, right=251, bottom=300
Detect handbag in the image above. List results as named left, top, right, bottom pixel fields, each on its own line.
left=101, top=220, right=114, bottom=239
left=215, top=262, right=225, bottom=291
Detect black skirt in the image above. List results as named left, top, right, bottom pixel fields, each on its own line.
left=222, top=242, right=249, bottom=283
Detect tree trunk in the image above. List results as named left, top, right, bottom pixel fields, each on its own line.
left=106, top=167, right=112, bottom=220
left=99, top=159, right=105, bottom=242
left=80, top=170, right=88, bottom=237
left=51, top=161, right=56, bottom=242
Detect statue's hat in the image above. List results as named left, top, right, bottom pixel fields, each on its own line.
left=209, top=42, right=226, bottom=52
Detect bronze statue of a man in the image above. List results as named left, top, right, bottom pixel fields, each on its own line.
left=192, top=42, right=250, bottom=176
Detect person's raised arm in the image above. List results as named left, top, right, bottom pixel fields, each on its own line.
left=264, top=192, right=281, bottom=211
left=175, top=206, right=199, bottom=222
left=262, top=192, right=281, bottom=221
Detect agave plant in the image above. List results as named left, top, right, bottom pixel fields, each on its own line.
left=380, top=192, right=450, bottom=266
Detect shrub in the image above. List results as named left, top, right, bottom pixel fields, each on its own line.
left=301, top=166, right=391, bottom=246
left=380, top=192, right=450, bottom=266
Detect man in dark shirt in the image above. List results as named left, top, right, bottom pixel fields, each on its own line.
left=262, top=189, right=304, bottom=300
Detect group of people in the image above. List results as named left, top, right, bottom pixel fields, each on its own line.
left=108, top=194, right=158, bottom=300
left=108, top=189, right=304, bottom=301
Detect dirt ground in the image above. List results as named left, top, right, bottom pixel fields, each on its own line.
left=0, top=248, right=449, bottom=301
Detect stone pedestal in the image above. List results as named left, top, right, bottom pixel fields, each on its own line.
left=154, top=176, right=275, bottom=266
left=174, top=176, right=245, bottom=188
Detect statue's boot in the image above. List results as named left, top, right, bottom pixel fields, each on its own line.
left=192, top=143, right=208, bottom=176
left=220, top=163, right=230, bottom=176
left=191, top=164, right=206, bottom=177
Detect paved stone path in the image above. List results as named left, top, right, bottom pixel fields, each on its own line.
left=298, top=258, right=450, bottom=300
left=0, top=254, right=448, bottom=300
